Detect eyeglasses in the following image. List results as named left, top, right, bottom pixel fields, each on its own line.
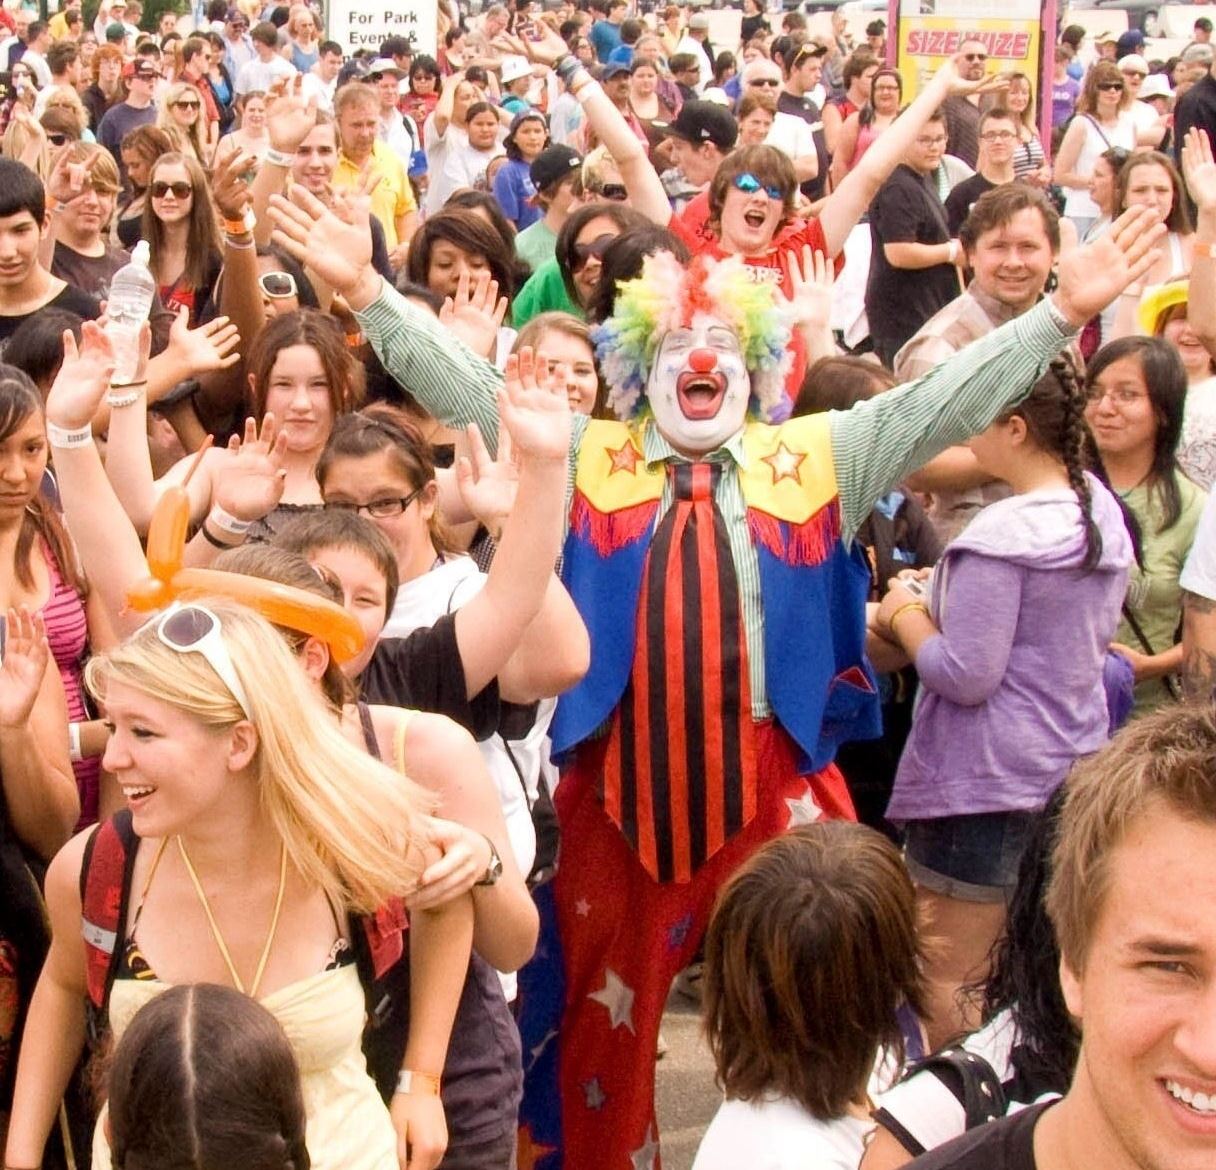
left=963, top=52, right=987, bottom=62
left=599, top=182, right=627, bottom=201
left=980, top=130, right=1016, bottom=141
left=571, top=232, right=615, bottom=270
left=151, top=180, right=192, bottom=198
left=733, top=171, right=783, bottom=200
left=258, top=271, right=298, bottom=299
left=326, top=486, right=424, bottom=518
left=1098, top=82, right=1125, bottom=92
left=155, top=604, right=253, bottom=719
left=173, top=99, right=201, bottom=109
left=1085, top=385, right=1147, bottom=407
left=747, top=77, right=780, bottom=87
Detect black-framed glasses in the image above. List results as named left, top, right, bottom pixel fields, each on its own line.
left=151, top=180, right=192, bottom=198
left=173, top=99, right=201, bottom=109
left=155, top=603, right=253, bottom=718
left=1098, top=82, right=1126, bottom=92
left=258, top=271, right=298, bottom=299
left=47, top=132, right=68, bottom=145
left=748, top=77, right=780, bottom=87
left=326, top=486, right=425, bottom=518
left=599, top=182, right=627, bottom=201
left=734, top=171, right=783, bottom=200
left=980, top=130, right=1016, bottom=141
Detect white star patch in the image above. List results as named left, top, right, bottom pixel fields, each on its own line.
left=582, top=1076, right=607, bottom=1111
left=785, top=788, right=822, bottom=828
left=630, top=1125, right=660, bottom=1170
left=575, top=898, right=591, bottom=917
left=587, top=967, right=636, bottom=1034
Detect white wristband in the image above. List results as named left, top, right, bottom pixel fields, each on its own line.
left=68, top=722, right=83, bottom=763
left=947, top=240, right=960, bottom=264
left=208, top=504, right=252, bottom=535
left=46, top=421, right=93, bottom=449
left=265, top=146, right=295, bottom=168
left=575, top=80, right=603, bottom=107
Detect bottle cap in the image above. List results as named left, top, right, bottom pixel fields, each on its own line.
left=131, top=240, right=151, bottom=266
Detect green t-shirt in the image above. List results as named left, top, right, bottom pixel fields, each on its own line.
left=515, top=219, right=558, bottom=273
left=1118, top=474, right=1207, bottom=711
left=511, top=259, right=581, bottom=328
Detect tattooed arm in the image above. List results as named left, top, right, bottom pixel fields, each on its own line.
left=1182, top=589, right=1216, bottom=700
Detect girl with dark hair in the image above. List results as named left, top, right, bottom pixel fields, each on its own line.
left=402, top=55, right=440, bottom=129
left=862, top=792, right=1078, bottom=1169
left=141, top=151, right=223, bottom=327
left=876, top=358, right=1132, bottom=1049
left=116, top=125, right=173, bottom=250
left=584, top=221, right=691, bottom=324
left=0, top=365, right=113, bottom=828
left=492, top=110, right=547, bottom=230
left=695, top=822, right=925, bottom=1170
left=1085, top=336, right=1205, bottom=711
left=1116, top=149, right=1194, bottom=288
left=108, top=984, right=311, bottom=1170
left=829, top=67, right=902, bottom=188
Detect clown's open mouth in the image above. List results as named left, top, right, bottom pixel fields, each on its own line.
left=677, top=370, right=728, bottom=419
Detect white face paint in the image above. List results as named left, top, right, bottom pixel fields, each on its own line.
left=646, top=315, right=751, bottom=456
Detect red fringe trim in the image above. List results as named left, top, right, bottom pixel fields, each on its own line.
left=747, top=498, right=841, bottom=567
left=570, top=490, right=659, bottom=556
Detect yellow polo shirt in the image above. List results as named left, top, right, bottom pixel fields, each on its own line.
left=333, top=140, right=416, bottom=251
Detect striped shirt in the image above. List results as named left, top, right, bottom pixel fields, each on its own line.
left=357, top=286, right=1074, bottom=715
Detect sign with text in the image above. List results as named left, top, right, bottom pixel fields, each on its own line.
left=327, top=0, right=436, bottom=56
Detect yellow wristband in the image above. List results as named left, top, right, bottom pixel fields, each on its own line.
left=888, top=601, right=930, bottom=633
left=395, top=1069, right=442, bottom=1096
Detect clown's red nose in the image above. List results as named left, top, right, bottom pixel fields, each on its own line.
left=689, top=348, right=717, bottom=373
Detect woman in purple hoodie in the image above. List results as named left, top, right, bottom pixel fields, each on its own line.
left=873, top=357, right=1132, bottom=1051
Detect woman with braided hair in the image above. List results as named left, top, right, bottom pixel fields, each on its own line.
left=874, top=356, right=1133, bottom=1049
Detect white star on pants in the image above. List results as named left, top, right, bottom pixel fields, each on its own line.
left=587, top=967, right=636, bottom=1034
left=785, top=788, right=822, bottom=828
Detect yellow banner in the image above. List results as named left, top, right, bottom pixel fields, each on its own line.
left=896, top=16, right=1043, bottom=107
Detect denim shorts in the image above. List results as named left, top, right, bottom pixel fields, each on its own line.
left=903, top=810, right=1039, bottom=903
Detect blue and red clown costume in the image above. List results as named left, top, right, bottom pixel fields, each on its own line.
left=515, top=255, right=879, bottom=1170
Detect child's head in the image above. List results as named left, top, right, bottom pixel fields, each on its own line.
left=703, top=822, right=924, bottom=1119
left=108, top=984, right=309, bottom=1170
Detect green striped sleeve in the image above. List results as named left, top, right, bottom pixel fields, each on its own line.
left=829, top=299, right=1074, bottom=539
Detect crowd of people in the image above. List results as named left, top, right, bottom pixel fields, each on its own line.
left=2, top=3, right=1216, bottom=1170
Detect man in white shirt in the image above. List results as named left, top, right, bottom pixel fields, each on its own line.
left=672, top=12, right=713, bottom=94
left=91, top=0, right=136, bottom=43
left=368, top=57, right=419, bottom=170
left=300, top=39, right=343, bottom=113
left=235, top=20, right=296, bottom=96
left=19, top=19, right=51, bottom=88
left=740, top=59, right=818, bottom=185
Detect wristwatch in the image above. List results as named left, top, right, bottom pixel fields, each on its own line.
left=474, top=836, right=503, bottom=887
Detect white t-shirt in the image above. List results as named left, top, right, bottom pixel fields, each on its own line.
left=766, top=110, right=816, bottom=167
left=234, top=53, right=296, bottom=97
left=693, top=1097, right=873, bottom=1170
left=1180, top=376, right=1216, bottom=492
left=1129, top=98, right=1161, bottom=139
left=300, top=69, right=336, bottom=114
left=1180, top=480, right=1216, bottom=599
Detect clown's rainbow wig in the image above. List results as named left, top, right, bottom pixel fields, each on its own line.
left=592, top=252, right=793, bottom=421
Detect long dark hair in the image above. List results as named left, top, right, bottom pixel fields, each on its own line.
left=1000, top=355, right=1103, bottom=571
left=860, top=67, right=902, bottom=128
left=979, top=790, right=1079, bottom=1095
left=1086, top=336, right=1188, bottom=534
left=0, top=365, right=86, bottom=596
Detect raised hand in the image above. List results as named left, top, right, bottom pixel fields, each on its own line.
left=1052, top=205, right=1166, bottom=326
left=269, top=185, right=377, bottom=305
left=164, top=308, right=241, bottom=377
left=938, top=52, right=1010, bottom=99
left=439, top=268, right=508, bottom=360
left=497, top=347, right=571, bottom=463
left=783, top=244, right=835, bottom=336
left=265, top=73, right=317, bottom=154
left=0, top=608, right=49, bottom=731
left=1183, top=129, right=1216, bottom=214
left=455, top=420, right=518, bottom=537
left=211, top=146, right=256, bottom=220
left=214, top=414, right=288, bottom=522
left=46, top=321, right=115, bottom=429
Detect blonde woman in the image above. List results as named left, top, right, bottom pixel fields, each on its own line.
left=287, top=4, right=320, bottom=74
left=2, top=102, right=52, bottom=181
left=40, top=87, right=93, bottom=144
left=156, top=81, right=209, bottom=164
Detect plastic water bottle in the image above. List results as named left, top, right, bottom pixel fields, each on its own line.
left=107, top=240, right=157, bottom=384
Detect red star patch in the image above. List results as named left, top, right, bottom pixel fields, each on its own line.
left=761, top=441, right=806, bottom=485
left=607, top=440, right=642, bottom=475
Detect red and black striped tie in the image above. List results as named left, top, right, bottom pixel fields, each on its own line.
left=602, top=461, right=758, bottom=883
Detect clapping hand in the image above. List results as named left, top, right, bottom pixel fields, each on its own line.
left=439, top=269, right=508, bottom=360
left=46, top=321, right=116, bottom=430
left=214, top=414, right=288, bottom=522
left=498, top=347, right=571, bottom=464
left=455, top=420, right=519, bottom=538
left=0, top=608, right=49, bottom=731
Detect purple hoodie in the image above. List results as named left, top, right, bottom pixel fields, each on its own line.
left=887, top=474, right=1132, bottom=822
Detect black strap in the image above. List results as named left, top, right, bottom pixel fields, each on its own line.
left=356, top=700, right=381, bottom=760
left=1084, top=113, right=1114, bottom=150
left=1120, top=602, right=1182, bottom=701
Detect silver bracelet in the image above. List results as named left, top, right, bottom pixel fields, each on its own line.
left=46, top=420, right=92, bottom=449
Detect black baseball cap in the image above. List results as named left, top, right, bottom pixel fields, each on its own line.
left=664, top=100, right=737, bottom=151
left=531, top=144, right=582, bottom=192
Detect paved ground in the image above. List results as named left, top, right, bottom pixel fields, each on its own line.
left=654, top=985, right=719, bottom=1170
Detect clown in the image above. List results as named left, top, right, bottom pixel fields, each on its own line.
left=267, top=182, right=1167, bottom=1169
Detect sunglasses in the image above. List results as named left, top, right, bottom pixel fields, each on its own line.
left=963, top=52, right=987, bottom=62
left=173, top=99, right=201, bottom=109
left=599, top=182, right=627, bottom=201
left=748, top=77, right=780, bottom=87
left=151, top=180, right=192, bottom=198
left=1098, top=82, right=1125, bottom=92
left=47, top=132, right=69, bottom=146
left=572, top=232, right=615, bottom=270
left=258, top=270, right=298, bottom=299
left=155, top=604, right=253, bottom=719
left=326, top=486, right=424, bottom=518
left=733, top=171, right=783, bottom=200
